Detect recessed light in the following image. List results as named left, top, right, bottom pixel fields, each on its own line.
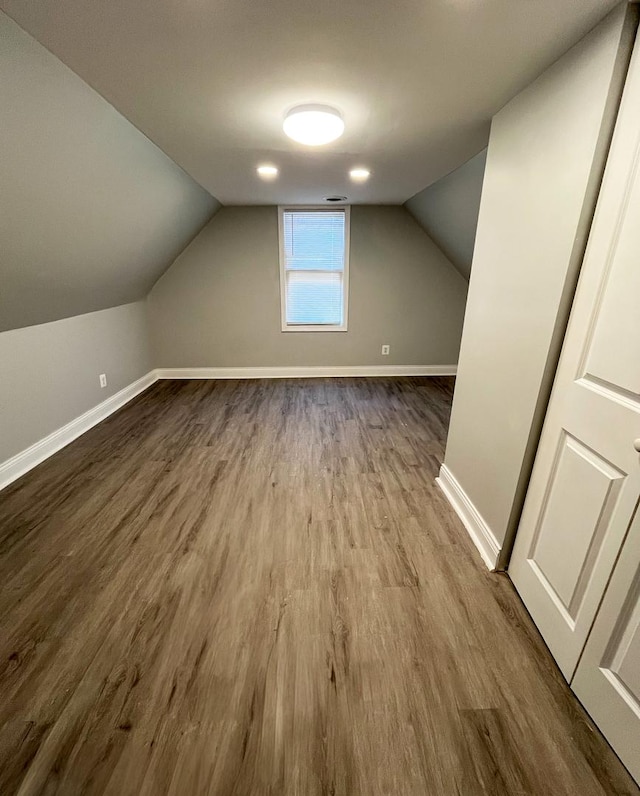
left=283, top=105, right=344, bottom=146
left=257, top=164, right=278, bottom=179
left=350, top=168, right=370, bottom=182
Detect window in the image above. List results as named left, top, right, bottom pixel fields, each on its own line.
left=278, top=206, right=350, bottom=331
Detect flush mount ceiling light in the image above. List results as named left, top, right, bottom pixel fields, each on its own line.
left=349, top=167, right=370, bottom=182
left=257, top=164, right=279, bottom=179
left=283, top=104, right=344, bottom=146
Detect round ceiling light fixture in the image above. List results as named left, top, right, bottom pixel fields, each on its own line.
left=283, top=104, right=344, bottom=146
left=349, top=167, right=370, bottom=182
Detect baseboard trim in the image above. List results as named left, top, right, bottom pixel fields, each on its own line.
left=154, top=365, right=457, bottom=380
left=436, top=464, right=501, bottom=571
left=1, top=366, right=457, bottom=492
left=0, top=371, right=157, bottom=492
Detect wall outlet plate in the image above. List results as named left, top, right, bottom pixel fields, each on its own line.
left=381, top=345, right=390, bottom=355
left=99, top=374, right=107, bottom=388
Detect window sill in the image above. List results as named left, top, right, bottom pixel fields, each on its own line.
left=281, top=324, right=348, bottom=333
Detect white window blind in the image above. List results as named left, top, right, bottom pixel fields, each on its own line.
left=280, top=209, right=348, bottom=329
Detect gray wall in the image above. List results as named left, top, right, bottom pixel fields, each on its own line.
left=405, top=149, right=487, bottom=280
left=0, top=11, right=219, bottom=333
left=443, top=3, right=636, bottom=562
left=0, top=302, right=152, bottom=463
left=149, top=206, right=468, bottom=368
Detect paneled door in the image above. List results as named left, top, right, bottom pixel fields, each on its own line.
left=509, top=29, right=640, bottom=681
left=572, top=505, right=640, bottom=783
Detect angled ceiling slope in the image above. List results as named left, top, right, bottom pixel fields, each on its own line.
left=405, top=149, right=488, bottom=281
left=0, top=0, right=619, bottom=205
left=0, top=11, right=220, bottom=333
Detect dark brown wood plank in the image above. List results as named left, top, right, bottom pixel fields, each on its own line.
left=0, top=377, right=636, bottom=795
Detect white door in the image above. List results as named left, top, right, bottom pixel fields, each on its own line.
left=509, top=30, right=640, bottom=681
left=572, top=505, right=640, bottom=784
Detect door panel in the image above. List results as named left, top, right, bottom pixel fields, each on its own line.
left=572, top=507, right=640, bottom=784
left=583, top=167, right=640, bottom=397
left=530, top=432, right=625, bottom=619
left=613, top=585, right=640, bottom=700
left=509, top=28, right=640, bottom=681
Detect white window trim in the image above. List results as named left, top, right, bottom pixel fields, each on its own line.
left=278, top=205, right=350, bottom=333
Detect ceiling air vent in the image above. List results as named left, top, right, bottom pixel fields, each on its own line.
left=324, top=195, right=348, bottom=202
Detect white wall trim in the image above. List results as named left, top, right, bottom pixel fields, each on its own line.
left=1, top=366, right=457, bottom=492
left=154, top=365, right=457, bottom=379
left=0, top=371, right=157, bottom=492
left=436, top=463, right=501, bottom=570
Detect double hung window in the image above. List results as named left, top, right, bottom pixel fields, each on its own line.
left=278, top=207, right=350, bottom=331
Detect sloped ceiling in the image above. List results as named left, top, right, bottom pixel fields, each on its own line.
left=405, top=149, right=488, bottom=281
left=0, top=12, right=220, bottom=333
left=0, top=0, right=619, bottom=205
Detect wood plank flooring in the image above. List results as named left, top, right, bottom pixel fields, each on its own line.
left=0, top=377, right=636, bottom=795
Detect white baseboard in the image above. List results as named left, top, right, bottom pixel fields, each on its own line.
left=1, top=366, right=457, bottom=492
left=0, top=371, right=157, bottom=492
left=154, top=365, right=457, bottom=379
left=436, top=464, right=501, bottom=571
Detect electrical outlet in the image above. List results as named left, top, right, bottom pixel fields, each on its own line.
left=99, top=373, right=107, bottom=388
left=381, top=345, right=390, bottom=356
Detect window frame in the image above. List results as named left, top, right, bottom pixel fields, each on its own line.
left=278, top=205, right=350, bottom=333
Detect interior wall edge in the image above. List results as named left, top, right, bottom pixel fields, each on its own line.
left=5, top=298, right=152, bottom=336
left=436, top=463, right=501, bottom=570
left=0, top=10, right=220, bottom=332
left=0, top=370, right=158, bottom=493
left=405, top=146, right=488, bottom=204
left=498, top=2, right=639, bottom=571
left=148, top=205, right=468, bottom=370
left=400, top=205, right=472, bottom=285
left=404, top=148, right=488, bottom=281
left=0, top=366, right=458, bottom=493
left=154, top=365, right=458, bottom=379
left=143, top=198, right=224, bottom=298
left=442, top=3, right=635, bottom=556
left=0, top=301, right=152, bottom=464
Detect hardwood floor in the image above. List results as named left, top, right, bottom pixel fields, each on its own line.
left=0, top=377, right=636, bottom=795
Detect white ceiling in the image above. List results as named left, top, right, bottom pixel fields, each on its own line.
left=1, top=0, right=619, bottom=205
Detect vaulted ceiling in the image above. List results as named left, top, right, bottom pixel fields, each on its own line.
left=0, top=12, right=218, bottom=332
left=1, top=0, right=619, bottom=205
